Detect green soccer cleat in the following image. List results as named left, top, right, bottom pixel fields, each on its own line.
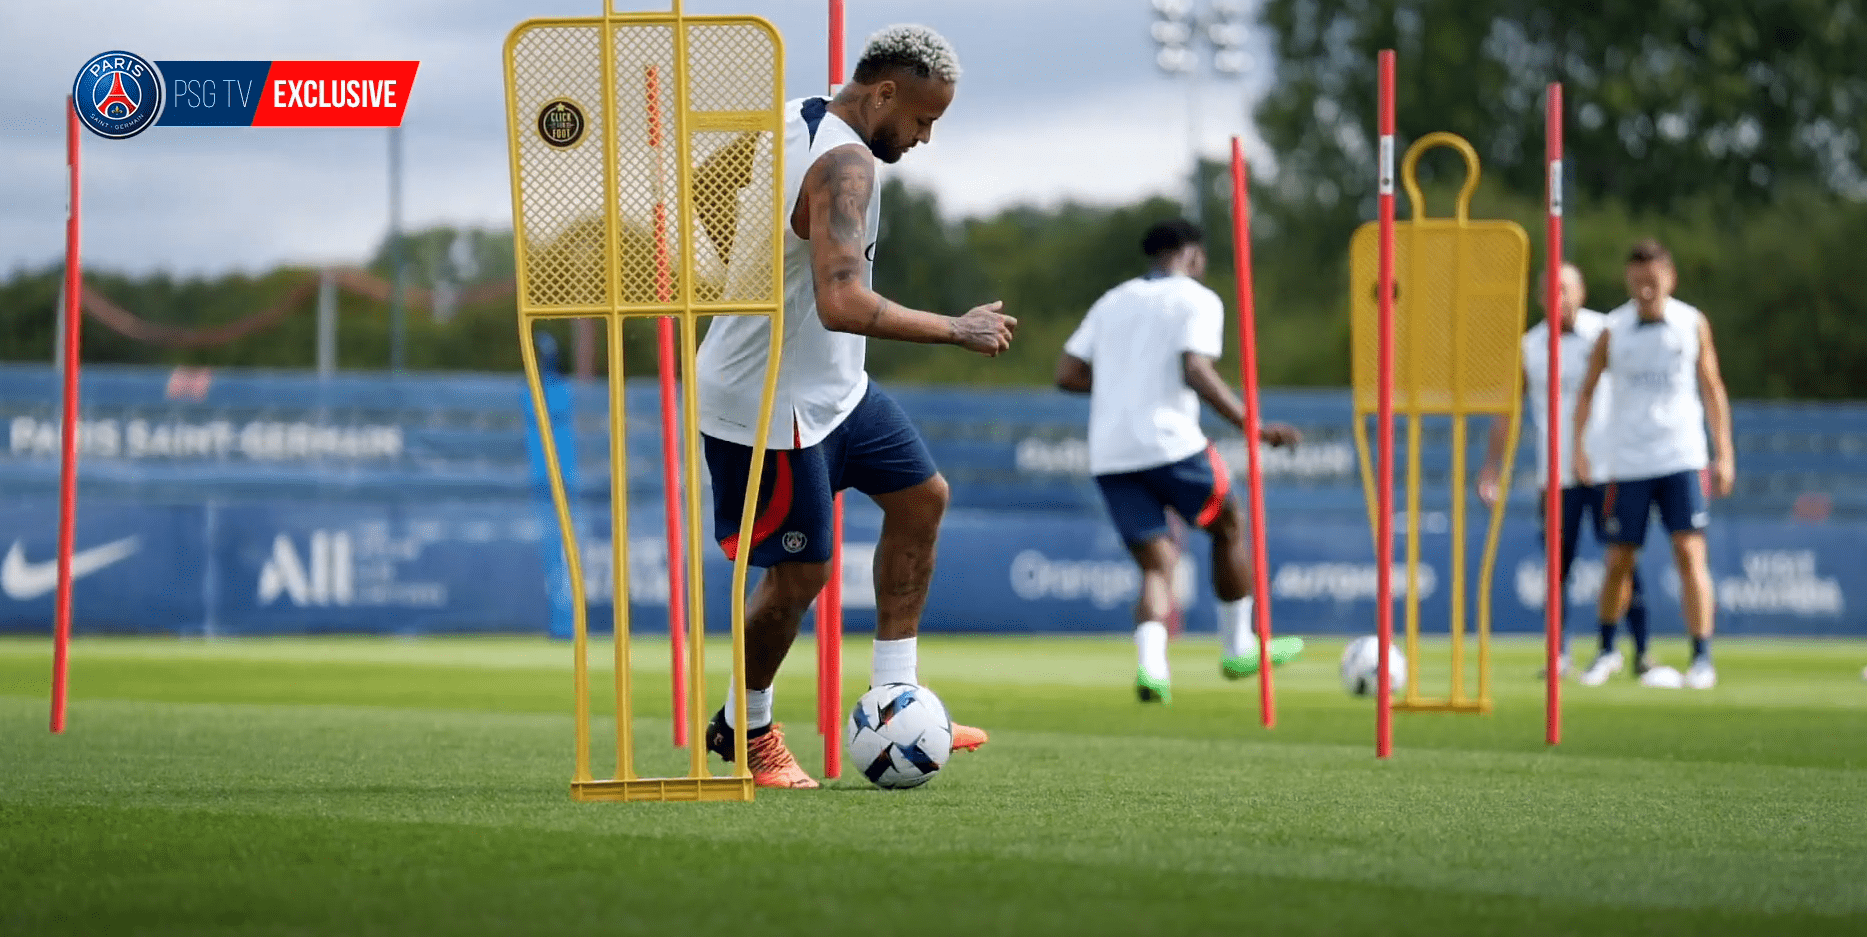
left=1135, top=668, right=1172, bottom=704
left=1222, top=636, right=1307, bottom=680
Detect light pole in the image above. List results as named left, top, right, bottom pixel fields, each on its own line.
left=1149, top=0, right=1250, bottom=224
left=388, top=126, right=407, bottom=373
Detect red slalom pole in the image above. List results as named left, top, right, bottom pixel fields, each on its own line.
left=51, top=97, right=82, bottom=734
left=828, top=0, right=846, bottom=92
left=1374, top=50, right=1397, bottom=759
left=656, top=320, right=688, bottom=747
left=1544, top=83, right=1564, bottom=747
left=647, top=65, right=689, bottom=748
left=821, top=495, right=844, bottom=778
left=815, top=0, right=848, bottom=778
left=1229, top=137, right=1275, bottom=728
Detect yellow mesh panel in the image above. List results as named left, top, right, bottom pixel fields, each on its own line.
left=1349, top=215, right=1529, bottom=414
left=511, top=25, right=609, bottom=309
left=508, top=16, right=781, bottom=317
left=610, top=25, right=680, bottom=307
left=686, top=23, right=781, bottom=308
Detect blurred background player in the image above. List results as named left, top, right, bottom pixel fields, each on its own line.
left=696, top=25, right=1018, bottom=787
left=1573, top=239, right=1735, bottom=690
left=1053, top=219, right=1303, bottom=703
left=1478, top=262, right=1648, bottom=679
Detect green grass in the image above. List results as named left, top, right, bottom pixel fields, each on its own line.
left=3, top=634, right=1865, bottom=936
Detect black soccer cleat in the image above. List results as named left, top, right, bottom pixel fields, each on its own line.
left=704, top=706, right=772, bottom=764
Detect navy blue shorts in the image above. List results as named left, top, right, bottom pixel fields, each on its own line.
left=1093, top=445, right=1234, bottom=547
left=1602, top=470, right=1709, bottom=547
left=703, top=383, right=937, bottom=568
left=1538, top=483, right=1647, bottom=619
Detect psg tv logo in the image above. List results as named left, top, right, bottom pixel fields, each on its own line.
left=73, top=51, right=165, bottom=139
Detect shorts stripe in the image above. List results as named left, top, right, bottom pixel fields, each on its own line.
left=1194, top=445, right=1232, bottom=527
left=719, top=451, right=793, bottom=561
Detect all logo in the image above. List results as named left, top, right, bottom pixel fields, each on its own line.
left=73, top=51, right=164, bottom=139
left=537, top=99, right=585, bottom=148
left=781, top=531, right=808, bottom=554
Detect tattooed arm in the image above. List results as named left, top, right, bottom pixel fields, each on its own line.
left=803, top=144, right=1015, bottom=356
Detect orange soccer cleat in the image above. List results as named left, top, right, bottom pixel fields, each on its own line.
left=950, top=721, right=990, bottom=753
left=706, top=711, right=819, bottom=789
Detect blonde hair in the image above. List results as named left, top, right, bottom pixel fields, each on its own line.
left=854, top=24, right=961, bottom=84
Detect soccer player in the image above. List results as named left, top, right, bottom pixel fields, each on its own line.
left=1572, top=239, right=1735, bottom=690
left=1477, top=262, right=1648, bottom=678
left=1054, top=219, right=1304, bottom=703
left=695, top=26, right=1016, bottom=787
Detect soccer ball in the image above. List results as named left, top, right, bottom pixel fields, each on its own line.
left=845, top=683, right=952, bottom=789
left=1340, top=635, right=1407, bottom=697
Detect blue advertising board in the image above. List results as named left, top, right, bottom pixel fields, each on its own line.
left=3, top=498, right=1861, bottom=639
left=1, top=363, right=1864, bottom=638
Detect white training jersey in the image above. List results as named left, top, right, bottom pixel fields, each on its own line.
left=1521, top=309, right=1613, bottom=488
left=697, top=97, right=877, bottom=450
left=1064, top=274, right=1226, bottom=476
left=1600, top=297, right=1709, bottom=481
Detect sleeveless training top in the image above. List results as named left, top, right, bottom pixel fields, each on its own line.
left=1521, top=309, right=1612, bottom=488
left=697, top=97, right=879, bottom=450
left=1601, top=297, right=1708, bottom=481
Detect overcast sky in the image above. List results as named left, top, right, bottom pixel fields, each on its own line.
left=0, top=0, right=1274, bottom=276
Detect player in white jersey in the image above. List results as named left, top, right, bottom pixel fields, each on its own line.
left=695, top=26, right=1016, bottom=787
left=1478, top=262, right=1648, bottom=679
left=1054, top=220, right=1303, bottom=703
left=1573, top=240, right=1735, bottom=690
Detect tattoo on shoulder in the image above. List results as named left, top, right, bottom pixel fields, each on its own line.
left=818, top=147, right=873, bottom=248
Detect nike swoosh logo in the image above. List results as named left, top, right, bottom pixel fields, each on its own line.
left=1, top=536, right=142, bottom=601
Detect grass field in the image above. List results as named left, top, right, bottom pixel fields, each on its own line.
left=3, top=634, right=1866, bottom=936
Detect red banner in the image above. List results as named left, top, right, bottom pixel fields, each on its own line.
left=251, top=61, right=419, bottom=127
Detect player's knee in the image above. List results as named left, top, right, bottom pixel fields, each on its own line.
left=1670, top=532, right=1708, bottom=568
left=885, top=474, right=949, bottom=531
left=1130, top=537, right=1178, bottom=574
left=1205, top=498, right=1244, bottom=540
left=765, top=561, right=832, bottom=608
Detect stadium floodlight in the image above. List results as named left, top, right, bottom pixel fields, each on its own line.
left=1147, top=0, right=1253, bottom=220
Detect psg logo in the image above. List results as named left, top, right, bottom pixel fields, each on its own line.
left=73, top=51, right=164, bottom=139
left=537, top=99, right=585, bottom=148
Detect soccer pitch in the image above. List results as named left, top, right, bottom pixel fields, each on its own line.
left=3, top=635, right=1864, bottom=936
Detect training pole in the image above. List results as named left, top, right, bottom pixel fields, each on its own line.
left=1374, top=51, right=1397, bottom=759
left=647, top=65, right=691, bottom=748
left=814, top=0, right=847, bottom=779
left=1229, top=137, right=1275, bottom=728
left=1544, top=83, right=1564, bottom=746
left=51, top=98, right=82, bottom=734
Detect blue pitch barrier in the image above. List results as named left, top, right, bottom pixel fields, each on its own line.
left=1, top=362, right=1864, bottom=637
left=0, top=499, right=1859, bottom=638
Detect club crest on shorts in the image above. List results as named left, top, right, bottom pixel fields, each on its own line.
left=72, top=51, right=164, bottom=139
left=536, top=99, right=585, bottom=148
left=781, top=531, right=807, bottom=553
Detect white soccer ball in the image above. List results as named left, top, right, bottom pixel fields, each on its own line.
left=1340, top=635, right=1407, bottom=697
left=845, top=683, right=952, bottom=789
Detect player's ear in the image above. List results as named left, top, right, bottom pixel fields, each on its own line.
left=874, top=79, right=897, bottom=107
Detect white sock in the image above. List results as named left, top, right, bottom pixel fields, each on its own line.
left=1218, top=597, right=1260, bottom=659
left=871, top=637, right=918, bottom=687
left=724, top=686, right=773, bottom=731
left=1135, top=621, right=1170, bottom=680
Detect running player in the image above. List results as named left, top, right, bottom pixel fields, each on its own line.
left=1054, top=219, right=1304, bottom=703
left=696, top=26, right=1016, bottom=787
left=1572, top=239, right=1735, bottom=690
left=1477, top=262, right=1648, bottom=678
